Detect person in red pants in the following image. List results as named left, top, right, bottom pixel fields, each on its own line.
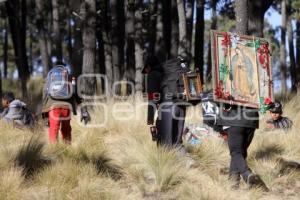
left=42, top=62, right=90, bottom=144
left=48, top=108, right=72, bottom=143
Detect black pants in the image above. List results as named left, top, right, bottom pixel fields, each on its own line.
left=227, top=126, right=255, bottom=181
left=156, top=102, right=186, bottom=147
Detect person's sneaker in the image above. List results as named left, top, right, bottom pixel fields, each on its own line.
left=247, top=173, right=269, bottom=192
left=229, top=173, right=241, bottom=190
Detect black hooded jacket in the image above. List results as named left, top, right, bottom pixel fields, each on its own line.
left=216, top=104, right=259, bottom=129
left=160, top=58, right=190, bottom=102
left=201, top=91, right=259, bottom=129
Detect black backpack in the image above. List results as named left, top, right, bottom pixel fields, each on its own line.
left=160, top=58, right=190, bottom=101
left=22, top=107, right=35, bottom=127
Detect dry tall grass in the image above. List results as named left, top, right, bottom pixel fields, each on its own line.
left=0, top=95, right=300, bottom=200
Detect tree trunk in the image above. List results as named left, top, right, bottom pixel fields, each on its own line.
left=177, top=0, right=188, bottom=60
left=103, top=36, right=113, bottom=97
left=81, top=0, right=96, bottom=96
left=248, top=0, right=273, bottom=38
left=111, top=0, right=119, bottom=91
left=163, top=0, right=172, bottom=59
left=96, top=31, right=106, bottom=92
left=5, top=0, right=30, bottom=98
left=207, top=0, right=217, bottom=82
left=170, top=0, right=179, bottom=58
left=29, top=31, right=33, bottom=74
left=70, top=0, right=83, bottom=78
left=47, top=9, right=53, bottom=60
left=194, top=0, right=205, bottom=83
left=101, top=0, right=113, bottom=97
left=186, top=0, right=194, bottom=60
left=134, top=0, right=144, bottom=96
left=36, top=0, right=51, bottom=77
left=0, top=68, right=2, bottom=98
left=248, top=11, right=264, bottom=37
left=280, top=0, right=288, bottom=95
left=210, top=0, right=218, bottom=31
left=0, top=23, right=2, bottom=95
left=235, top=0, right=248, bottom=34
left=71, top=20, right=83, bottom=78
left=125, top=0, right=136, bottom=93
left=67, top=0, right=73, bottom=62
left=52, top=0, right=63, bottom=61
left=71, top=27, right=83, bottom=78
left=155, top=1, right=166, bottom=60
left=117, top=1, right=125, bottom=79
left=287, top=12, right=297, bottom=92
left=3, top=18, right=8, bottom=79
left=296, top=21, right=300, bottom=88
left=95, top=0, right=105, bottom=78
left=148, top=0, right=157, bottom=56
left=0, top=18, right=2, bottom=97
left=111, top=0, right=124, bottom=92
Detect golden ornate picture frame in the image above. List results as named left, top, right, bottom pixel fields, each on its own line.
left=182, top=72, right=203, bottom=101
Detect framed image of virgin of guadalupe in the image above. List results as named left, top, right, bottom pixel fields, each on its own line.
left=182, top=72, right=203, bottom=101
left=210, top=30, right=274, bottom=109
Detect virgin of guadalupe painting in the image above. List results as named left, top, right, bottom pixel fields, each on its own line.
left=230, top=43, right=258, bottom=103
left=210, top=30, right=273, bottom=109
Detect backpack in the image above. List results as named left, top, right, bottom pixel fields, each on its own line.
left=5, top=100, right=35, bottom=127
left=160, top=58, right=190, bottom=101
left=21, top=107, right=35, bottom=127
left=45, top=65, right=72, bottom=100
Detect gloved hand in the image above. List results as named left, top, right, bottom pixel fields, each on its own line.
left=80, top=106, right=91, bottom=125
left=150, top=126, right=157, bottom=141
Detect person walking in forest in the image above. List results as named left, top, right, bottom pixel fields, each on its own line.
left=42, top=61, right=91, bottom=144
left=216, top=104, right=269, bottom=191
left=156, top=57, right=190, bottom=153
left=142, top=55, right=162, bottom=141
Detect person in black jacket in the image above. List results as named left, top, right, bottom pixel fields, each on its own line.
left=156, top=58, right=190, bottom=152
left=217, top=104, right=269, bottom=191
left=266, top=101, right=293, bottom=131
left=142, top=55, right=162, bottom=140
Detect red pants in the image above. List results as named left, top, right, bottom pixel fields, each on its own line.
left=48, top=108, right=72, bottom=143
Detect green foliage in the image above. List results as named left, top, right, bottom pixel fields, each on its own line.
left=292, top=0, right=300, bottom=19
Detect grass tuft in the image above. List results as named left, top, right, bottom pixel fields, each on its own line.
left=14, top=136, right=50, bottom=178
left=252, top=144, right=284, bottom=160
